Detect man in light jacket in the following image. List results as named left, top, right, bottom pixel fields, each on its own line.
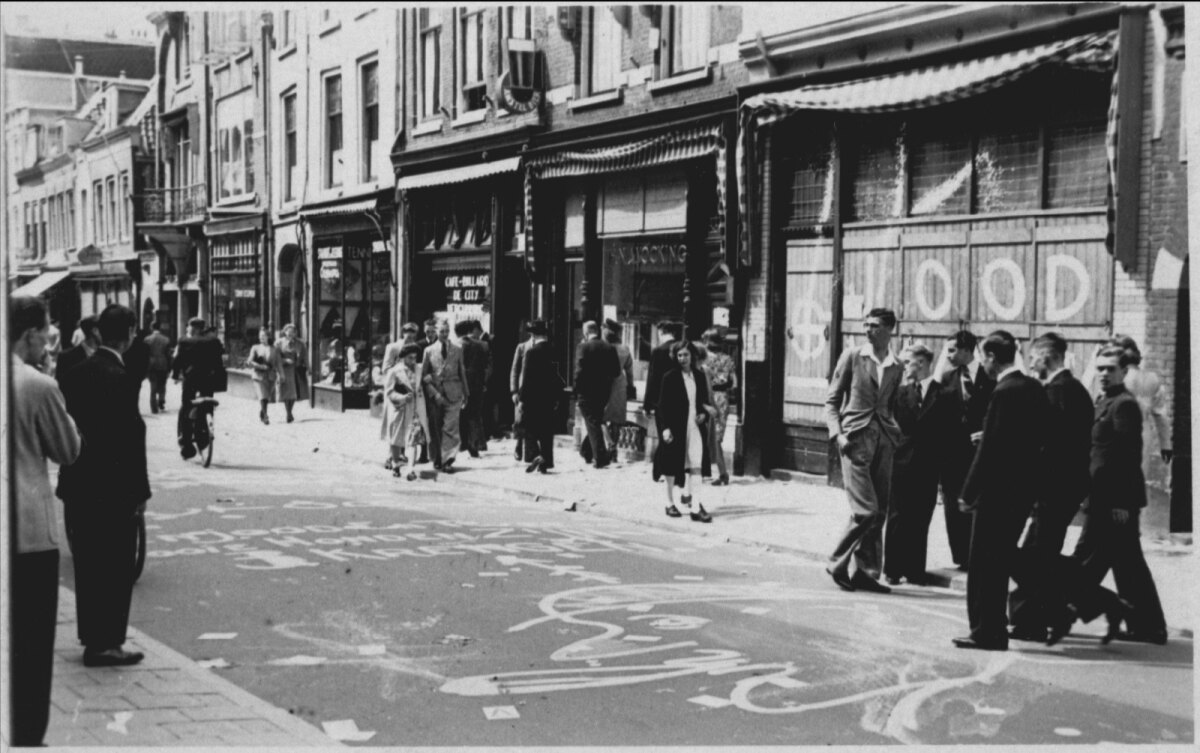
left=422, top=318, right=469, bottom=472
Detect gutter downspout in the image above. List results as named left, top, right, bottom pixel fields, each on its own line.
left=261, top=13, right=273, bottom=333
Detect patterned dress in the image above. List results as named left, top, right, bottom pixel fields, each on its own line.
left=702, top=350, right=736, bottom=446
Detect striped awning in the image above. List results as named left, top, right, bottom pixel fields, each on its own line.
left=11, top=269, right=70, bottom=298
left=396, top=156, right=521, bottom=191
left=737, top=30, right=1117, bottom=267
left=298, top=197, right=379, bottom=220
left=525, top=123, right=727, bottom=276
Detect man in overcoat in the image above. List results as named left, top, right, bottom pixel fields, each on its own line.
left=574, top=320, right=620, bottom=468
left=953, top=330, right=1050, bottom=651
left=459, top=319, right=491, bottom=457
left=422, top=318, right=469, bottom=471
left=642, top=319, right=681, bottom=417
left=57, top=304, right=149, bottom=667
left=55, top=314, right=99, bottom=388
left=824, top=307, right=903, bottom=594
left=518, top=320, right=560, bottom=473
left=144, top=323, right=173, bottom=413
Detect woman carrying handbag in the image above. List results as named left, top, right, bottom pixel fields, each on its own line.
left=248, top=328, right=279, bottom=424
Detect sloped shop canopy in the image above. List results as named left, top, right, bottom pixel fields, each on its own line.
left=736, top=30, right=1117, bottom=267
left=12, top=269, right=71, bottom=298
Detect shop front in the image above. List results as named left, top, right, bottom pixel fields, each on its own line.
left=205, top=215, right=266, bottom=398
left=301, top=197, right=394, bottom=411
left=738, top=26, right=1127, bottom=478
left=144, top=228, right=204, bottom=341
left=525, top=121, right=737, bottom=448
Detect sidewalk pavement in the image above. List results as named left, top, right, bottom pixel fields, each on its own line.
left=37, top=388, right=1191, bottom=747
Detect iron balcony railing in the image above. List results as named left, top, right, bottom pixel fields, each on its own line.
left=137, top=184, right=207, bottom=224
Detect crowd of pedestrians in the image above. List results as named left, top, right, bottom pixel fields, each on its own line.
left=822, top=306, right=1170, bottom=650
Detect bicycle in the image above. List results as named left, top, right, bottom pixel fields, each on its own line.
left=188, top=396, right=220, bottom=468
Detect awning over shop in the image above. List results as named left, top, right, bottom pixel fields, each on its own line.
left=525, top=122, right=728, bottom=274
left=205, top=213, right=264, bottom=236
left=397, top=156, right=522, bottom=191
left=736, top=30, right=1117, bottom=267
left=298, top=197, right=380, bottom=220
left=12, top=269, right=71, bottom=298
left=144, top=229, right=197, bottom=284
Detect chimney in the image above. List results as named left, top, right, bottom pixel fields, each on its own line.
left=74, top=55, right=84, bottom=76
left=120, top=70, right=127, bottom=79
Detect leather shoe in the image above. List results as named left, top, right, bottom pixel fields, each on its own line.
left=526, top=457, right=543, bottom=474
left=1112, top=629, right=1168, bottom=645
left=665, top=505, right=683, bottom=518
left=83, top=647, right=145, bottom=667
left=952, top=636, right=1008, bottom=651
left=180, top=444, right=197, bottom=460
left=885, top=575, right=903, bottom=586
left=1009, top=626, right=1049, bottom=642
left=689, top=505, right=712, bottom=523
left=826, top=567, right=855, bottom=592
left=850, top=573, right=892, bottom=594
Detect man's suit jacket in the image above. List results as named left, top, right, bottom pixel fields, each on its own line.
left=144, top=331, right=172, bottom=372
left=1087, top=385, right=1147, bottom=512
left=173, top=335, right=225, bottom=391
left=518, top=341, right=563, bottom=425
left=55, top=344, right=93, bottom=388
left=960, top=370, right=1049, bottom=512
left=510, top=338, right=532, bottom=396
left=642, top=339, right=676, bottom=414
left=57, top=349, right=150, bottom=508
left=573, top=337, right=620, bottom=405
left=1042, top=369, right=1095, bottom=506
left=893, top=380, right=954, bottom=476
left=824, top=345, right=903, bottom=443
left=461, top=337, right=491, bottom=396
left=941, top=362, right=996, bottom=444
left=422, top=340, right=469, bottom=403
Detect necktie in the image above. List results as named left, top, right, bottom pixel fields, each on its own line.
left=960, top=366, right=974, bottom=400
left=441, top=341, right=448, bottom=360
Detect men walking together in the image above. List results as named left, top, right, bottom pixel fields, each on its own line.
left=953, top=330, right=1049, bottom=651
left=574, top=320, right=620, bottom=468
left=57, top=303, right=150, bottom=667
left=824, top=307, right=902, bottom=594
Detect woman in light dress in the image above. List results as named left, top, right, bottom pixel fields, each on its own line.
left=247, top=328, right=278, bottom=424
left=382, top=344, right=426, bottom=480
left=274, top=324, right=310, bottom=423
left=651, top=340, right=715, bottom=523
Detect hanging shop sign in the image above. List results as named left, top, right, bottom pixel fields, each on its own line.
left=613, top=240, right=687, bottom=267
left=444, top=273, right=490, bottom=303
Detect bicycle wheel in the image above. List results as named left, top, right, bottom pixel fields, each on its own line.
left=132, top=512, right=147, bottom=583
left=202, top=410, right=215, bottom=468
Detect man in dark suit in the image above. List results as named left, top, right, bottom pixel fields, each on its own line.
left=56, top=304, right=149, bottom=667
left=144, top=323, right=173, bottom=413
left=458, top=320, right=491, bottom=458
left=1071, top=346, right=1168, bottom=645
left=518, top=320, right=561, bottom=474
left=54, top=314, right=99, bottom=388
left=1008, top=333, right=1096, bottom=640
left=574, top=320, right=621, bottom=468
left=952, top=330, right=1050, bottom=651
left=172, top=317, right=226, bottom=459
left=939, top=329, right=996, bottom=569
left=823, top=308, right=903, bottom=594
left=642, top=320, right=682, bottom=418
left=884, top=343, right=953, bottom=586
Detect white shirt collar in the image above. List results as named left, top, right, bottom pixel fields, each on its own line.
left=997, top=365, right=1022, bottom=382
left=859, top=343, right=898, bottom=369
left=920, top=375, right=935, bottom=395
left=99, top=345, right=125, bottom=366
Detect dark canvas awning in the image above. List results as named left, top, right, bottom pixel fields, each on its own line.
left=736, top=30, right=1117, bottom=267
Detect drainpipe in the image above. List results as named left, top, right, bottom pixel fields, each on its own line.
left=261, top=12, right=273, bottom=334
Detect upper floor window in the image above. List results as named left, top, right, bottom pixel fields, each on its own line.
left=107, top=177, right=117, bottom=241
left=325, top=74, right=344, bottom=187
left=361, top=61, right=380, bottom=180
left=120, top=172, right=131, bottom=239
left=665, top=5, right=710, bottom=75
left=280, top=10, right=296, bottom=49
left=94, top=182, right=105, bottom=242
left=459, top=7, right=486, bottom=113
left=217, top=92, right=254, bottom=200
left=283, top=92, right=298, bottom=201
left=501, top=5, right=532, bottom=43
left=418, top=9, right=442, bottom=120
left=182, top=17, right=192, bottom=79
left=590, top=7, right=623, bottom=94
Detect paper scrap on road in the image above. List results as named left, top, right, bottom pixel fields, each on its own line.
left=106, top=711, right=134, bottom=734
left=741, top=607, right=771, bottom=616
left=357, top=644, right=387, bottom=656
left=556, top=553, right=584, bottom=559
left=622, top=635, right=662, bottom=642
left=688, top=695, right=733, bottom=709
left=483, top=706, right=520, bottom=720
left=269, top=655, right=327, bottom=666
left=1055, top=728, right=1083, bottom=737
left=322, top=719, right=377, bottom=742
left=197, top=633, right=238, bottom=640
left=673, top=575, right=704, bottom=581
left=220, top=515, right=246, bottom=519
left=625, top=603, right=654, bottom=612
left=461, top=583, right=476, bottom=588
left=478, top=572, right=509, bottom=577
left=196, top=658, right=230, bottom=669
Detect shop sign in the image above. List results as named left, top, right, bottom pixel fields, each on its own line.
left=444, top=273, right=490, bottom=303
left=317, top=245, right=372, bottom=261
left=233, top=288, right=256, bottom=299
left=614, top=241, right=687, bottom=266
left=317, top=246, right=343, bottom=260
left=907, top=254, right=1092, bottom=323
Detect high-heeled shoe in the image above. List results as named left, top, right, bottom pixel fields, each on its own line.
left=690, top=505, right=713, bottom=523
left=1102, top=598, right=1136, bottom=645
left=665, top=505, right=683, bottom=518
left=406, top=471, right=417, bottom=482
left=1046, top=604, right=1078, bottom=646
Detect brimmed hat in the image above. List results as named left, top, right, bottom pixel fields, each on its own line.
left=527, top=319, right=548, bottom=336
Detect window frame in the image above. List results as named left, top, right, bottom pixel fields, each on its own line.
left=360, top=59, right=380, bottom=182
left=458, top=7, right=486, bottom=114
left=418, top=8, right=442, bottom=122
left=589, top=6, right=623, bottom=96
left=120, top=172, right=131, bottom=239
left=282, top=90, right=298, bottom=201
left=665, top=4, right=711, bottom=77
left=324, top=72, right=344, bottom=188
left=93, top=181, right=104, bottom=242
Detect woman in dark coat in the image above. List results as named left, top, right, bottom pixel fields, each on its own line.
left=652, top=340, right=715, bottom=522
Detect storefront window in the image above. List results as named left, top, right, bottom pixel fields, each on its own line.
left=602, top=235, right=685, bottom=382
left=211, top=275, right=260, bottom=367
left=316, top=236, right=390, bottom=393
